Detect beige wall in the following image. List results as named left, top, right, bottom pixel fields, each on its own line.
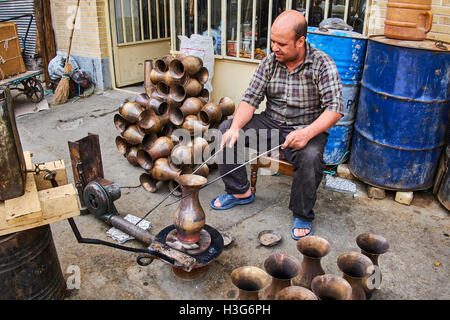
left=366, top=0, right=450, bottom=42
left=51, top=0, right=109, bottom=58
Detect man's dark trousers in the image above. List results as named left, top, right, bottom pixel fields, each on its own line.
left=217, top=112, right=328, bottom=222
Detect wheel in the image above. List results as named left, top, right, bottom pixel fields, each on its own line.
left=21, top=77, right=44, bottom=103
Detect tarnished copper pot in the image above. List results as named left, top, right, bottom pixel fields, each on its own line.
left=192, top=136, right=210, bottom=163
left=148, top=97, right=168, bottom=115
left=163, top=107, right=184, bottom=127
left=152, top=157, right=181, bottom=181
left=180, top=97, right=203, bottom=116
left=138, top=109, right=162, bottom=135
left=173, top=174, right=207, bottom=243
left=218, top=97, right=236, bottom=117
left=198, top=88, right=210, bottom=105
left=155, top=55, right=174, bottom=72
left=179, top=55, right=203, bottom=75
left=181, top=115, right=209, bottom=136
left=115, top=136, right=130, bottom=156
left=200, top=103, right=222, bottom=125
left=168, top=179, right=183, bottom=197
left=170, top=144, right=193, bottom=167
left=147, top=136, right=174, bottom=161
left=276, top=286, right=318, bottom=300
left=166, top=85, right=186, bottom=107
left=114, top=114, right=129, bottom=135
left=260, top=253, right=301, bottom=300
left=337, top=252, right=375, bottom=300
left=230, top=266, right=271, bottom=300
left=183, top=76, right=203, bottom=97
left=142, top=133, right=158, bottom=152
left=168, top=59, right=186, bottom=79
left=140, top=172, right=158, bottom=192
left=137, top=150, right=154, bottom=171
left=356, top=233, right=389, bottom=299
left=123, top=124, right=145, bottom=145
left=152, top=82, right=169, bottom=100
left=196, top=67, right=209, bottom=85
left=119, top=101, right=144, bottom=123
left=311, top=274, right=353, bottom=300
left=135, top=93, right=151, bottom=109
left=292, top=236, right=331, bottom=289
left=125, top=145, right=140, bottom=166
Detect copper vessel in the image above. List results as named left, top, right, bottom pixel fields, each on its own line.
left=161, top=123, right=175, bottom=138
left=138, top=110, right=162, bottom=135
left=114, top=114, right=129, bottom=135
left=196, top=67, right=209, bottom=85
left=135, top=93, right=151, bottom=109
left=147, top=136, right=174, bottom=161
left=152, top=82, right=169, bottom=100
left=230, top=266, right=271, bottom=300
left=192, top=136, right=210, bottom=163
left=260, top=253, right=301, bottom=300
left=168, top=59, right=186, bottom=79
left=164, top=107, right=184, bottom=127
left=218, top=96, right=236, bottom=117
left=155, top=55, right=174, bottom=72
left=292, top=236, right=331, bottom=289
left=179, top=55, right=203, bottom=75
left=200, top=103, right=222, bottom=125
left=337, top=252, right=375, bottom=300
left=148, top=97, right=168, bottom=115
left=198, top=88, right=210, bottom=105
left=125, top=145, right=140, bottom=166
left=276, top=286, right=318, bottom=300
left=180, top=97, right=203, bottom=116
left=144, top=60, right=155, bottom=96
left=140, top=172, right=158, bottom=192
left=142, top=133, right=158, bottom=152
left=137, top=150, right=154, bottom=171
left=356, top=233, right=390, bottom=299
left=168, top=179, right=183, bottom=197
left=115, top=136, right=130, bottom=156
left=119, top=101, right=144, bottom=123
left=173, top=174, right=207, bottom=243
left=181, top=115, right=209, bottom=136
left=123, top=124, right=145, bottom=145
left=170, top=144, right=193, bottom=167
left=166, top=85, right=186, bottom=107
left=192, top=163, right=210, bottom=178
left=183, top=77, right=203, bottom=97
left=311, top=274, right=353, bottom=300
left=152, top=157, right=181, bottom=181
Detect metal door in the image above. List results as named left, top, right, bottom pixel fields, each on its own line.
left=109, top=0, right=171, bottom=87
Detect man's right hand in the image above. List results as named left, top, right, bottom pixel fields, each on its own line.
left=221, top=127, right=240, bottom=148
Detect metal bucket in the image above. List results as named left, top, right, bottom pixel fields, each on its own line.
left=349, top=37, right=449, bottom=190
left=0, top=87, right=26, bottom=200
left=307, top=27, right=368, bottom=165
left=0, top=225, right=66, bottom=300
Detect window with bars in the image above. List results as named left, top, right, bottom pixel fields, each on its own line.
left=170, top=0, right=367, bottom=62
left=114, top=0, right=171, bottom=45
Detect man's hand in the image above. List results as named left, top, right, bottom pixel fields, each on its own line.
left=221, top=127, right=240, bottom=148
left=281, top=128, right=313, bottom=150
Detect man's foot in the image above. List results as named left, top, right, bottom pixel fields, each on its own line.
left=291, top=217, right=313, bottom=240
left=213, top=189, right=252, bottom=208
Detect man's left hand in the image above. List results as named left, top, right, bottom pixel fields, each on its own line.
left=281, top=128, right=313, bottom=150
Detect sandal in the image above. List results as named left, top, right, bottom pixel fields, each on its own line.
left=291, top=217, right=313, bottom=240
left=210, top=193, right=254, bottom=210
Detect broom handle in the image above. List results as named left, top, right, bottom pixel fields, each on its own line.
left=65, top=0, right=81, bottom=66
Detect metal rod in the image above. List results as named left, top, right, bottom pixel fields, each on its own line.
left=324, top=0, right=330, bottom=20
left=305, top=0, right=311, bottom=23
left=140, top=0, right=144, bottom=40
left=267, top=0, right=273, bottom=56
left=182, top=0, right=186, bottom=36
left=344, top=0, right=350, bottom=23
left=236, top=0, right=241, bottom=58
left=164, top=143, right=284, bottom=207
left=131, top=0, right=136, bottom=42
left=207, top=0, right=211, bottom=36
left=251, top=0, right=256, bottom=60
left=221, top=0, right=226, bottom=55
left=164, top=0, right=168, bottom=38
left=134, top=145, right=225, bottom=226
left=194, top=0, right=198, bottom=34
left=148, top=0, right=153, bottom=40
left=120, top=0, right=127, bottom=43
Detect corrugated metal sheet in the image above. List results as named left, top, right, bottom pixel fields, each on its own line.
left=0, top=0, right=37, bottom=65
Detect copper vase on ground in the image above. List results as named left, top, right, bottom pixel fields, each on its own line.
left=311, top=274, right=353, bottom=300
left=337, top=252, right=375, bottom=300
left=231, top=266, right=272, bottom=300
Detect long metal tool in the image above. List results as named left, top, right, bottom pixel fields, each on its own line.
left=134, top=144, right=225, bottom=226
left=163, top=143, right=284, bottom=208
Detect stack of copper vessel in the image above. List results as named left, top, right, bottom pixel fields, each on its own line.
left=114, top=54, right=235, bottom=193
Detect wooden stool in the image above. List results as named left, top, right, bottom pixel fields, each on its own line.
left=250, top=150, right=293, bottom=195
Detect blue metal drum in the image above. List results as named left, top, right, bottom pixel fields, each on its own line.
left=349, top=37, right=450, bottom=190
left=307, top=27, right=368, bottom=165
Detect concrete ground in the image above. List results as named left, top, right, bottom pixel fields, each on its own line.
left=13, top=89, right=449, bottom=300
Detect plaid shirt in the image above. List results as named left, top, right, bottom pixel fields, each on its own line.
left=241, top=42, right=344, bottom=128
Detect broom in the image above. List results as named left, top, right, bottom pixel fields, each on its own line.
left=53, top=0, right=81, bottom=105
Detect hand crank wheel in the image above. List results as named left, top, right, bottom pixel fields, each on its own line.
left=21, top=77, right=44, bottom=103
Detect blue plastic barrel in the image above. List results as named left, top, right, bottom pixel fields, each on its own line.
left=307, top=27, right=368, bottom=165
left=349, top=37, right=449, bottom=191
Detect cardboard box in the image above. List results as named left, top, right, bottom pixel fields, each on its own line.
left=0, top=22, right=26, bottom=80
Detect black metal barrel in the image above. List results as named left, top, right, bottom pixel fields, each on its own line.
left=0, top=225, right=66, bottom=300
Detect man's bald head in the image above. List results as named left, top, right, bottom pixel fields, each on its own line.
left=272, top=10, right=307, bottom=40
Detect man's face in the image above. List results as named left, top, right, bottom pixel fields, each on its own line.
left=270, top=26, right=304, bottom=64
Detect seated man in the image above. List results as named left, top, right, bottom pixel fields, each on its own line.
left=210, top=10, right=344, bottom=240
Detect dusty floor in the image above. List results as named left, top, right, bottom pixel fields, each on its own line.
left=13, top=89, right=450, bottom=300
